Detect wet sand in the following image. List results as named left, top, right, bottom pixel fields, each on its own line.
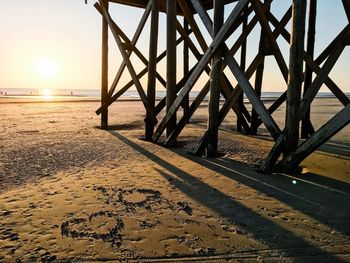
left=0, top=98, right=349, bottom=262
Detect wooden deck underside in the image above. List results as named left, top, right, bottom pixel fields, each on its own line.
left=109, top=0, right=238, bottom=14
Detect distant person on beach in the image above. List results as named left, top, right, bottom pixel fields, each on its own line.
left=71, top=91, right=73, bottom=96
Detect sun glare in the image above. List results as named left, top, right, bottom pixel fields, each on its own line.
left=34, top=58, right=58, bottom=79
left=42, top=89, right=53, bottom=99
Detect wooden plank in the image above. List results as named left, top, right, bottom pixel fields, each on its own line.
left=252, top=0, right=289, bottom=82
left=259, top=132, right=284, bottom=173
left=176, top=16, right=247, bottom=125
left=300, top=42, right=345, bottom=119
left=207, top=0, right=224, bottom=157
left=96, top=2, right=157, bottom=126
left=166, top=81, right=211, bottom=147
left=221, top=75, right=250, bottom=131
left=105, top=15, right=166, bottom=88
left=101, top=0, right=109, bottom=129
left=237, top=16, right=247, bottom=133
left=178, top=0, right=208, bottom=51
left=223, top=50, right=281, bottom=140
left=96, top=31, right=190, bottom=115
left=146, top=0, right=159, bottom=140
left=152, top=0, right=250, bottom=142
left=268, top=12, right=350, bottom=106
left=279, top=104, right=350, bottom=171
left=284, top=0, right=307, bottom=154
left=250, top=1, right=270, bottom=135
left=107, top=1, right=152, bottom=99
left=183, top=19, right=190, bottom=118
left=303, top=54, right=350, bottom=106
left=315, top=25, right=350, bottom=65
left=301, top=0, right=317, bottom=139
left=191, top=0, right=270, bottom=137
left=166, top=0, right=177, bottom=137
left=343, top=0, right=350, bottom=21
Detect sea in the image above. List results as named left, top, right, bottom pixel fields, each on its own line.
left=0, top=88, right=347, bottom=101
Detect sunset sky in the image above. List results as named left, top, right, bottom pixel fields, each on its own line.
left=0, top=0, right=349, bottom=93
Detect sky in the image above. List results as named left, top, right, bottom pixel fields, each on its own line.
left=0, top=0, right=349, bottom=93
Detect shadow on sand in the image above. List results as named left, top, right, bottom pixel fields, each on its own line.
left=109, top=131, right=350, bottom=261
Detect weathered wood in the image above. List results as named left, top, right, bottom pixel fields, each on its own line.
left=259, top=132, right=284, bottom=173
left=250, top=1, right=270, bottom=135
left=183, top=19, right=190, bottom=119
left=105, top=17, right=166, bottom=88
left=268, top=12, right=350, bottom=106
left=178, top=0, right=208, bottom=51
left=146, top=0, right=159, bottom=141
left=191, top=0, right=285, bottom=140
left=166, top=81, right=211, bottom=147
left=175, top=14, right=249, bottom=125
left=220, top=75, right=251, bottom=131
left=252, top=0, right=289, bottom=82
left=301, top=0, right=316, bottom=139
left=237, top=16, right=247, bottom=133
left=223, top=50, right=281, bottom=140
left=300, top=42, right=345, bottom=119
left=315, top=25, right=350, bottom=65
left=96, top=1, right=157, bottom=126
left=207, top=0, right=224, bottom=157
left=284, top=0, right=306, bottom=154
left=166, top=0, right=177, bottom=137
left=96, top=29, right=191, bottom=115
left=106, top=1, right=152, bottom=99
left=101, top=0, right=109, bottom=129
left=343, top=0, right=350, bottom=21
left=152, top=0, right=250, bottom=142
left=279, top=104, right=350, bottom=171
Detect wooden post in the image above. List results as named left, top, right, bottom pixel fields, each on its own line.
left=284, top=0, right=306, bottom=154
left=301, top=0, right=316, bottom=139
left=183, top=19, right=190, bottom=120
left=166, top=0, right=177, bottom=138
left=146, top=0, right=159, bottom=141
left=237, top=15, right=247, bottom=133
left=207, top=0, right=224, bottom=157
left=342, top=0, right=350, bottom=21
left=101, top=0, right=108, bottom=129
left=250, top=12, right=268, bottom=135
left=280, top=104, right=350, bottom=171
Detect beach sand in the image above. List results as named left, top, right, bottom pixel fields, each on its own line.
left=0, top=98, right=349, bottom=262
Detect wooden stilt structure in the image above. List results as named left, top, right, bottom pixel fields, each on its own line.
left=94, top=0, right=350, bottom=173
left=101, top=0, right=108, bottom=129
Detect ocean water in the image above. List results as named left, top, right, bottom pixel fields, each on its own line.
left=0, top=87, right=347, bottom=100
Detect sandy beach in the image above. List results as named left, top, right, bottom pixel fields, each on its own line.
left=0, top=98, right=349, bottom=262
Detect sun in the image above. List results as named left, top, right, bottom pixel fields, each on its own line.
left=34, top=58, right=58, bottom=79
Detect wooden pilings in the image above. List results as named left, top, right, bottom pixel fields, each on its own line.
left=95, top=0, right=349, bottom=174
left=284, top=0, right=306, bottom=154
left=166, top=0, right=177, bottom=138
left=146, top=0, right=159, bottom=141
left=101, top=0, right=109, bottom=129
left=301, top=0, right=316, bottom=139
left=207, top=0, right=224, bottom=157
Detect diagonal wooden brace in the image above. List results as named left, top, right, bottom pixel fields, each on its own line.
left=152, top=0, right=251, bottom=142
left=97, top=1, right=157, bottom=126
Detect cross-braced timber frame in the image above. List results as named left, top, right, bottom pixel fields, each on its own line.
left=95, top=0, right=350, bottom=173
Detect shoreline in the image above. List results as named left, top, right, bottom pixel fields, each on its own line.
left=0, top=94, right=345, bottom=104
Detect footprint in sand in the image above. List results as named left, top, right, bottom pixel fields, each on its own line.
left=60, top=211, right=124, bottom=247
left=94, top=186, right=163, bottom=212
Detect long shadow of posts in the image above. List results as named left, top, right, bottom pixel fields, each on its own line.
left=178, top=154, right=350, bottom=237
left=109, top=131, right=342, bottom=259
